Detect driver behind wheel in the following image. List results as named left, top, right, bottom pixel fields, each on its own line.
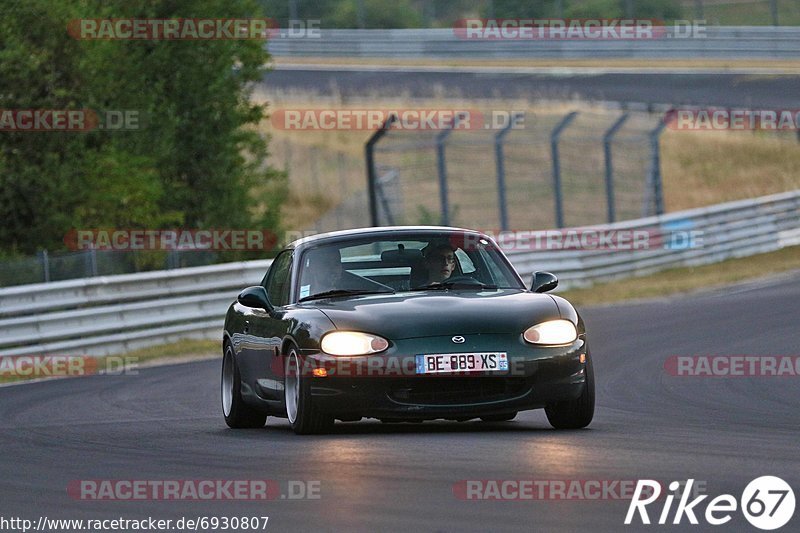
left=422, top=243, right=457, bottom=284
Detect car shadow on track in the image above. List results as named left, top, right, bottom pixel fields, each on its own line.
left=212, top=419, right=595, bottom=439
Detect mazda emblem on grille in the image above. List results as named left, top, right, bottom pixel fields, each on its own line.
left=451, top=336, right=465, bottom=344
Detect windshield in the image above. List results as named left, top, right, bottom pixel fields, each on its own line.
left=296, top=232, right=524, bottom=301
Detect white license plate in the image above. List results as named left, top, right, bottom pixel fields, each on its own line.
left=415, top=352, right=508, bottom=374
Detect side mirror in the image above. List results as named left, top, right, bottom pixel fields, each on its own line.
left=237, top=286, right=273, bottom=311
left=530, top=271, right=558, bottom=293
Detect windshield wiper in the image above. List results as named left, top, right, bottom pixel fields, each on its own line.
left=411, top=281, right=497, bottom=291
left=299, top=288, right=394, bottom=302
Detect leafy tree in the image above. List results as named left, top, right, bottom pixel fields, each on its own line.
left=0, top=0, right=286, bottom=256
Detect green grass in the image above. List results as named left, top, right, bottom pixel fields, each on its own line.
left=697, top=0, right=800, bottom=26
left=0, top=339, right=218, bottom=384
left=120, top=339, right=219, bottom=363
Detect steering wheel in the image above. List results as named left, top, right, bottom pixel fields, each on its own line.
left=444, top=275, right=480, bottom=284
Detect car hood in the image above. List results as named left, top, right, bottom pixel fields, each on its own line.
left=307, top=289, right=563, bottom=339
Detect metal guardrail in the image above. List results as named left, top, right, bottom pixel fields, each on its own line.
left=0, top=190, right=798, bottom=357
left=0, top=261, right=270, bottom=357
left=267, top=27, right=800, bottom=60
left=0, top=260, right=270, bottom=318
left=508, top=190, right=800, bottom=285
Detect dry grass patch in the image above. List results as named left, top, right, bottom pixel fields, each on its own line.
left=560, top=245, right=800, bottom=308
left=661, top=129, right=800, bottom=211
left=255, top=92, right=800, bottom=230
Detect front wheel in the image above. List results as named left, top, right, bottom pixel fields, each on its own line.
left=222, top=343, right=267, bottom=428
left=285, top=348, right=334, bottom=435
left=545, top=351, right=595, bottom=429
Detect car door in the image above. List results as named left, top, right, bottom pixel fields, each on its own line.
left=237, top=250, right=293, bottom=404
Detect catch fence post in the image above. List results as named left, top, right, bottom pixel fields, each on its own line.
left=365, top=115, right=397, bottom=227
left=550, top=111, right=578, bottom=228
left=603, top=113, right=630, bottom=223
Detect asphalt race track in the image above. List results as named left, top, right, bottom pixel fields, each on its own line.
left=263, top=67, right=800, bottom=108
left=1, top=272, right=798, bottom=532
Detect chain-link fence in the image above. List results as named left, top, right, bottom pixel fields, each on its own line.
left=0, top=141, right=365, bottom=287
left=273, top=139, right=369, bottom=232
left=0, top=249, right=219, bottom=287
left=683, top=0, right=792, bottom=26
left=366, top=109, right=666, bottom=232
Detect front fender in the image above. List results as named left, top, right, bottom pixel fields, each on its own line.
left=281, top=308, right=337, bottom=355
left=548, top=295, right=585, bottom=337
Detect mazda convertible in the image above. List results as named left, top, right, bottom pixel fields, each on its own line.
left=221, top=226, right=593, bottom=434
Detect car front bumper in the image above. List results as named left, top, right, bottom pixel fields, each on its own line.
left=301, top=335, right=589, bottom=420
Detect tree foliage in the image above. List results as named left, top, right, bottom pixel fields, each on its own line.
left=0, top=0, right=286, bottom=255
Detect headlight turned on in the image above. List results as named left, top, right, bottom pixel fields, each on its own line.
left=320, top=331, right=390, bottom=356
left=523, top=319, right=578, bottom=346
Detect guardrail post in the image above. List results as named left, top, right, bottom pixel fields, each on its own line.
left=365, top=115, right=397, bottom=227
left=435, top=112, right=467, bottom=226
left=647, top=120, right=668, bottom=217
left=550, top=111, right=578, bottom=228
left=40, top=250, right=50, bottom=283
left=603, top=113, right=629, bottom=224
left=494, top=114, right=521, bottom=232
left=89, top=248, right=98, bottom=277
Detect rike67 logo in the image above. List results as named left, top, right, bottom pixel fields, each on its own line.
left=626, top=477, right=795, bottom=530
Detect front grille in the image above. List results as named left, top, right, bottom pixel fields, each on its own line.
left=387, top=377, right=529, bottom=406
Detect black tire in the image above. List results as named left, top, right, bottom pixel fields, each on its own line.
left=480, top=412, right=517, bottom=422
left=284, top=347, right=334, bottom=435
left=545, top=350, right=595, bottom=429
left=221, top=343, right=267, bottom=429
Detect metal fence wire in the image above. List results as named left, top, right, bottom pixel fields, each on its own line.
left=0, top=249, right=219, bottom=287
left=367, top=109, right=665, bottom=232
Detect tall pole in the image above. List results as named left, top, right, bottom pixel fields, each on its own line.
left=365, top=115, right=397, bottom=226
left=603, top=113, right=630, bottom=223
left=550, top=112, right=578, bottom=228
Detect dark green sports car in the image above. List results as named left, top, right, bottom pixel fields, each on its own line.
left=222, top=226, right=593, bottom=434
